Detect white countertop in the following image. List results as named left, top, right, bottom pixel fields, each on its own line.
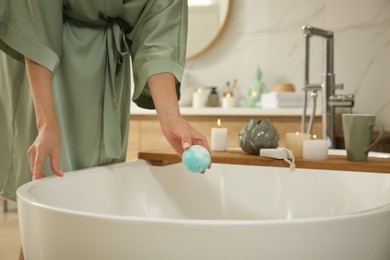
left=130, top=104, right=320, bottom=117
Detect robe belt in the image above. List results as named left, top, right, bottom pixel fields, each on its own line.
left=103, top=20, right=130, bottom=159
left=64, top=11, right=130, bottom=159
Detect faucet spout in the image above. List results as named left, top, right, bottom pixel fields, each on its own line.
left=301, top=25, right=354, bottom=149
left=302, top=25, right=334, bottom=38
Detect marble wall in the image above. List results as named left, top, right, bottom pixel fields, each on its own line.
left=183, top=0, right=390, bottom=130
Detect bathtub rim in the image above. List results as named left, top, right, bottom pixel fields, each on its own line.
left=16, top=160, right=390, bottom=226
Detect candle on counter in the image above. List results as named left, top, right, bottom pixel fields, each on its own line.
left=222, top=92, right=234, bottom=108
left=285, top=132, right=311, bottom=157
left=211, top=118, right=228, bottom=151
left=192, top=88, right=205, bottom=109
left=248, top=90, right=258, bottom=107
left=303, top=135, right=329, bottom=160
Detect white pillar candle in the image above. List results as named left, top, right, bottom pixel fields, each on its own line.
left=211, top=118, right=228, bottom=151
left=222, top=93, right=234, bottom=108
left=303, top=135, right=329, bottom=160
left=285, top=132, right=311, bottom=157
left=192, top=88, right=204, bottom=109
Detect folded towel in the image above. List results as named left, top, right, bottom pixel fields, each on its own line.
left=260, top=92, right=304, bottom=108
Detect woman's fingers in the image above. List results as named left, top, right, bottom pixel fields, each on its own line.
left=182, top=137, right=192, bottom=151
left=179, top=136, right=192, bottom=156
left=27, top=125, right=63, bottom=180
left=27, top=147, right=35, bottom=173
left=28, top=145, right=62, bottom=180
left=32, top=150, right=46, bottom=180
left=50, top=151, right=63, bottom=177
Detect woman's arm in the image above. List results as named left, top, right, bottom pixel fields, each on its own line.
left=148, top=73, right=211, bottom=162
left=24, top=57, right=63, bottom=180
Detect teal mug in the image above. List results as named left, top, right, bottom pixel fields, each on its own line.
left=342, top=114, right=384, bottom=162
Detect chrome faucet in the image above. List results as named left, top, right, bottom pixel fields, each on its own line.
left=301, top=25, right=354, bottom=148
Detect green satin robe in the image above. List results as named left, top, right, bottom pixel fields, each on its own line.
left=0, top=0, right=187, bottom=200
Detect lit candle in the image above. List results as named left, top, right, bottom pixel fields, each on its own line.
left=211, top=118, right=228, bottom=151
left=285, top=132, right=311, bottom=157
left=222, top=92, right=234, bottom=108
left=303, top=135, right=329, bottom=160
left=192, top=88, right=204, bottom=109
left=249, top=90, right=258, bottom=107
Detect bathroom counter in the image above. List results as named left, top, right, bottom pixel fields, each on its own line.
left=138, top=148, right=390, bottom=174
left=126, top=106, right=322, bottom=161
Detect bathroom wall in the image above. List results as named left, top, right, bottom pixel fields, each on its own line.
left=183, top=0, right=390, bottom=130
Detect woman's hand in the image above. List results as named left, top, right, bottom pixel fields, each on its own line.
left=160, top=116, right=211, bottom=173
left=160, top=116, right=210, bottom=156
left=28, top=125, right=63, bottom=180
left=25, top=57, right=63, bottom=180
left=148, top=73, right=212, bottom=172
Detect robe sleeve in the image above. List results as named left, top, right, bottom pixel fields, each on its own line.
left=0, top=0, right=63, bottom=72
left=129, top=0, right=188, bottom=109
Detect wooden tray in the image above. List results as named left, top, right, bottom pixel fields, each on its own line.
left=138, top=148, right=390, bottom=174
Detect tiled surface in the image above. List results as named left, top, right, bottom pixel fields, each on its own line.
left=184, top=0, right=390, bottom=130
left=0, top=200, right=21, bottom=260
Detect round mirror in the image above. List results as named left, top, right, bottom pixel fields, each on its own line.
left=186, top=0, right=232, bottom=60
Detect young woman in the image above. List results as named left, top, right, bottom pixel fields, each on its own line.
left=0, top=1, right=210, bottom=258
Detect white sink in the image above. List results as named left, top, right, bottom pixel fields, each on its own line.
left=17, top=160, right=390, bottom=260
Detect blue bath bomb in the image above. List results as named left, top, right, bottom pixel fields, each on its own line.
left=182, top=145, right=211, bottom=173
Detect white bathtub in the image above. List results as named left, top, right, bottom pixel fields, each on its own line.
left=17, top=160, right=390, bottom=260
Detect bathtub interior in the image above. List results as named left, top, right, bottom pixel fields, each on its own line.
left=22, top=160, right=390, bottom=220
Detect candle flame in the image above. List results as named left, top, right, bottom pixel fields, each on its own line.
left=217, top=118, right=221, bottom=127
left=295, top=131, right=299, bottom=135
left=226, top=92, right=232, bottom=98
left=196, top=88, right=202, bottom=94
left=251, top=91, right=257, bottom=97
left=313, top=134, right=317, bottom=140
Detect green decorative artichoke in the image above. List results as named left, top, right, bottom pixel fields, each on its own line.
left=239, top=119, right=279, bottom=155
